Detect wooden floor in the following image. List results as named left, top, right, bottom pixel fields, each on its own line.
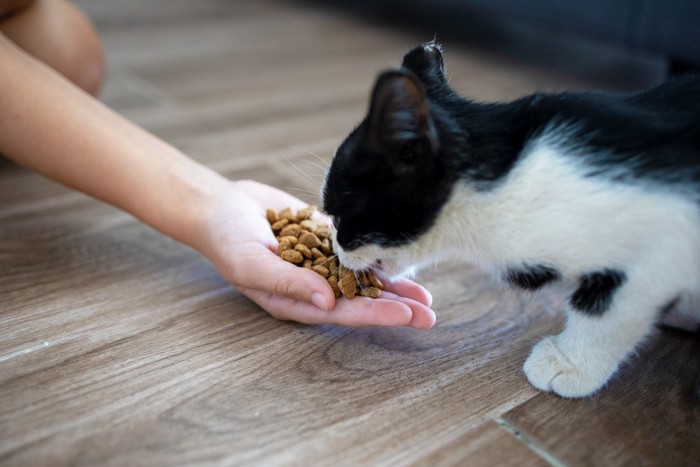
left=1, top=1, right=698, bottom=465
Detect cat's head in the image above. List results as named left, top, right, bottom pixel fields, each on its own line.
left=322, top=42, right=460, bottom=277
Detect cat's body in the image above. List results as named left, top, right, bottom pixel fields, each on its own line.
left=322, top=42, right=700, bottom=398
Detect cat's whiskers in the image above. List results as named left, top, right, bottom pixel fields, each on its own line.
left=286, top=158, right=325, bottom=184
left=313, top=254, right=337, bottom=269
left=289, top=145, right=330, bottom=172
left=298, top=159, right=329, bottom=179
left=282, top=186, right=321, bottom=201
left=352, top=270, right=364, bottom=294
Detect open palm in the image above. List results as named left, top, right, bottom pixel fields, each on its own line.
left=196, top=179, right=436, bottom=329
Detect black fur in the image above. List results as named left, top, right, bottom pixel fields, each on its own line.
left=322, top=42, right=700, bottom=252
left=570, top=269, right=627, bottom=316
left=504, top=265, right=560, bottom=291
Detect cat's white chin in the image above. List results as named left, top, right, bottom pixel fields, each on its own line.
left=332, top=234, right=420, bottom=277
left=335, top=245, right=415, bottom=278
left=334, top=246, right=377, bottom=271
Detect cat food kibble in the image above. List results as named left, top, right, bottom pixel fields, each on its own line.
left=266, top=205, right=384, bottom=300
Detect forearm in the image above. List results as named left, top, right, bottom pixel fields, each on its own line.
left=0, top=34, right=227, bottom=248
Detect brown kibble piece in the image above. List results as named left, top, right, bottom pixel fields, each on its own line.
left=328, top=257, right=338, bottom=275
left=281, top=249, right=303, bottom=264
left=281, top=235, right=298, bottom=247
left=358, top=271, right=371, bottom=288
left=338, top=271, right=358, bottom=299
left=271, top=219, right=289, bottom=232
left=328, top=275, right=341, bottom=298
left=278, top=239, right=292, bottom=254
left=368, top=273, right=384, bottom=289
left=279, top=208, right=296, bottom=222
left=310, top=248, right=324, bottom=259
left=295, top=244, right=312, bottom=259
left=299, top=232, right=322, bottom=249
left=315, top=224, right=330, bottom=239
left=300, top=219, right=316, bottom=232
left=303, top=259, right=313, bottom=268
left=266, top=209, right=278, bottom=223
left=312, top=265, right=330, bottom=277
left=320, top=238, right=332, bottom=255
left=279, top=224, right=302, bottom=237
left=297, top=205, right=316, bottom=220
left=360, top=287, right=382, bottom=298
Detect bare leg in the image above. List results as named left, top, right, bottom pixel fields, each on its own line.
left=0, top=0, right=104, bottom=95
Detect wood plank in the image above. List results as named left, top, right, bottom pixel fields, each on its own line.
left=416, top=420, right=548, bottom=467
left=502, top=328, right=700, bottom=466
left=1, top=265, right=555, bottom=465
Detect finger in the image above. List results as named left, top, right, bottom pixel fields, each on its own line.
left=241, top=288, right=416, bottom=327
left=241, top=287, right=435, bottom=329
left=379, top=291, right=436, bottom=330
left=380, top=276, right=433, bottom=307
left=233, top=246, right=336, bottom=311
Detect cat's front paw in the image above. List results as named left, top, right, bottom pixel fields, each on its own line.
left=524, top=337, right=613, bottom=398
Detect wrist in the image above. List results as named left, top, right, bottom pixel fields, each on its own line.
left=150, top=155, right=231, bottom=253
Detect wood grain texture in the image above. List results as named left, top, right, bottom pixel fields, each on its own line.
left=1, top=0, right=695, bottom=465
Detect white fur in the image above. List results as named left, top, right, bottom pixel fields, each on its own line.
left=333, top=130, right=700, bottom=397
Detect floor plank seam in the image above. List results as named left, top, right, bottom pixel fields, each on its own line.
left=496, top=417, right=565, bottom=467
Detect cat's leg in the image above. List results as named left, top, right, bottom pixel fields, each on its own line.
left=524, top=268, right=679, bottom=398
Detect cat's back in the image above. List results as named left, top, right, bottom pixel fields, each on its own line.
left=627, top=74, right=700, bottom=117
left=533, top=75, right=700, bottom=185
left=539, top=74, right=700, bottom=138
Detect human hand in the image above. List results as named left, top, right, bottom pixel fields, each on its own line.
left=193, top=179, right=436, bottom=329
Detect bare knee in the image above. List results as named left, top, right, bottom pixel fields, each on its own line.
left=0, top=0, right=105, bottom=96
left=0, top=0, right=35, bottom=18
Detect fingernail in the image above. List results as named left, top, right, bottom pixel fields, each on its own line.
left=311, top=292, right=329, bottom=311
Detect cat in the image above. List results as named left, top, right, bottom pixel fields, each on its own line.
left=321, top=41, right=700, bottom=398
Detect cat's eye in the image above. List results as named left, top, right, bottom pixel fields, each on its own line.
left=331, top=216, right=340, bottom=229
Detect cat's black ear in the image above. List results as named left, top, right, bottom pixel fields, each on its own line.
left=367, top=70, right=439, bottom=158
left=401, top=41, right=447, bottom=86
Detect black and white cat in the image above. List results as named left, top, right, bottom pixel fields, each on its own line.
left=322, top=42, right=700, bottom=398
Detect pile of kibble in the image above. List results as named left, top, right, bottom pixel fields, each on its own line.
left=266, top=205, right=384, bottom=299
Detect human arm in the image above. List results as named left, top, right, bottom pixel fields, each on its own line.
left=0, top=34, right=436, bottom=328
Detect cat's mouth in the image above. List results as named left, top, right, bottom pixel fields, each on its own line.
left=366, top=259, right=385, bottom=275
left=333, top=235, right=410, bottom=277
left=366, top=257, right=409, bottom=278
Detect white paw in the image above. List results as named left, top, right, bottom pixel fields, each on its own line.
left=524, top=337, right=613, bottom=398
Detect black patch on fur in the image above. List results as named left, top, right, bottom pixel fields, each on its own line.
left=505, top=265, right=560, bottom=291
left=570, top=269, right=627, bottom=316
